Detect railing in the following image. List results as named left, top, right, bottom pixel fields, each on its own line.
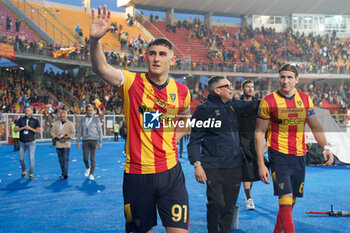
left=1, top=113, right=349, bottom=144
left=0, top=113, right=125, bottom=144
left=10, top=0, right=75, bottom=46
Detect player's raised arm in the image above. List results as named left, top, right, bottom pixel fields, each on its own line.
left=90, top=5, right=124, bottom=87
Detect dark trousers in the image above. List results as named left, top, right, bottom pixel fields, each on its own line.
left=13, top=138, right=20, bottom=151
left=205, top=167, right=242, bottom=233
left=82, top=140, right=97, bottom=174
left=56, top=148, right=70, bottom=177
left=114, top=132, right=119, bottom=141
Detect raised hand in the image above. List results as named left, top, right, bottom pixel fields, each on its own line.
left=90, top=5, right=114, bottom=40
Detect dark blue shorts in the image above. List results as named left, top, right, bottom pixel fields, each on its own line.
left=123, top=162, right=189, bottom=233
left=268, top=148, right=306, bottom=198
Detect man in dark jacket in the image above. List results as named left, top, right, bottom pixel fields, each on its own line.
left=187, top=76, right=258, bottom=233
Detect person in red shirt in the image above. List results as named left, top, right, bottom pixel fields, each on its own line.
left=255, top=64, right=334, bottom=233
left=90, top=6, right=190, bottom=233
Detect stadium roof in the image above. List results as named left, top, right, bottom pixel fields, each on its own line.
left=118, top=0, right=350, bottom=17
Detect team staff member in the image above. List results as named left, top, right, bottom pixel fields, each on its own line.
left=14, top=106, right=41, bottom=180
left=89, top=6, right=191, bottom=233
left=76, top=104, right=103, bottom=181
left=188, top=76, right=259, bottom=233
left=255, top=64, right=334, bottom=233
left=237, top=80, right=260, bottom=210
left=51, top=110, right=75, bottom=179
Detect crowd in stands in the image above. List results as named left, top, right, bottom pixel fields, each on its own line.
left=45, top=70, right=124, bottom=115
left=0, top=34, right=90, bottom=61
left=0, top=68, right=56, bottom=114
left=307, top=82, right=350, bottom=111
left=0, top=68, right=125, bottom=116
left=1, top=66, right=350, bottom=127
left=200, top=26, right=350, bottom=74
left=2, top=6, right=350, bottom=75
left=2, top=25, right=350, bottom=75
left=146, top=14, right=350, bottom=74
left=2, top=12, right=350, bottom=123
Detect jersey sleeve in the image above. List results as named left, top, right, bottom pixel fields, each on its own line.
left=116, top=70, right=135, bottom=98
left=307, top=95, right=316, bottom=118
left=180, top=87, right=191, bottom=115
left=257, top=98, right=270, bottom=120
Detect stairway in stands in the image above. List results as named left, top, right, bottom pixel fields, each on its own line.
left=0, top=1, right=40, bottom=42
left=143, top=21, right=208, bottom=62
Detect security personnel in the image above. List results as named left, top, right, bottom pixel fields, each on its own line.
left=114, top=122, right=120, bottom=141
left=11, top=120, right=20, bottom=151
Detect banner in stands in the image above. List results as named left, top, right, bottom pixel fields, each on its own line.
left=0, top=43, right=16, bottom=60
left=52, top=47, right=76, bottom=58
left=306, top=108, right=350, bottom=164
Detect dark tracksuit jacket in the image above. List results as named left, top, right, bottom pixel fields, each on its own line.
left=187, top=94, right=259, bottom=169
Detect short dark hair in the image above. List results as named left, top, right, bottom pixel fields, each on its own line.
left=148, top=38, right=174, bottom=52
left=86, top=104, right=94, bottom=111
left=208, top=76, right=225, bottom=91
left=279, top=64, right=298, bottom=78
left=241, top=79, right=253, bottom=88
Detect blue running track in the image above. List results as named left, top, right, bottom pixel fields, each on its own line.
left=0, top=139, right=349, bottom=233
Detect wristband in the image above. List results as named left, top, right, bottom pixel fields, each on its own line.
left=323, top=145, right=330, bottom=151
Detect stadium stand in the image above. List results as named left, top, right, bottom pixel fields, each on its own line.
left=0, top=1, right=40, bottom=42
left=0, top=68, right=57, bottom=114
left=45, top=6, right=150, bottom=51
left=8, top=0, right=73, bottom=46
left=26, top=2, right=80, bottom=46
left=45, top=5, right=119, bottom=51
left=2, top=0, right=350, bottom=118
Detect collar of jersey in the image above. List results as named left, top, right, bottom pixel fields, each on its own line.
left=146, top=73, right=169, bottom=90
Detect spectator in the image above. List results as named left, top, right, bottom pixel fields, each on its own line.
left=6, top=16, right=11, bottom=31
left=15, top=18, right=21, bottom=32
left=75, top=24, right=81, bottom=34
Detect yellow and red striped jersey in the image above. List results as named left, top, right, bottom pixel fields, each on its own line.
left=118, top=70, right=191, bottom=174
left=257, top=91, right=315, bottom=155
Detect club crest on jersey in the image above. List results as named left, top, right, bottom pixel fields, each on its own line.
left=169, top=93, right=177, bottom=102
left=297, top=101, right=302, bottom=106
left=143, top=110, right=161, bottom=129
left=278, top=182, right=284, bottom=190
